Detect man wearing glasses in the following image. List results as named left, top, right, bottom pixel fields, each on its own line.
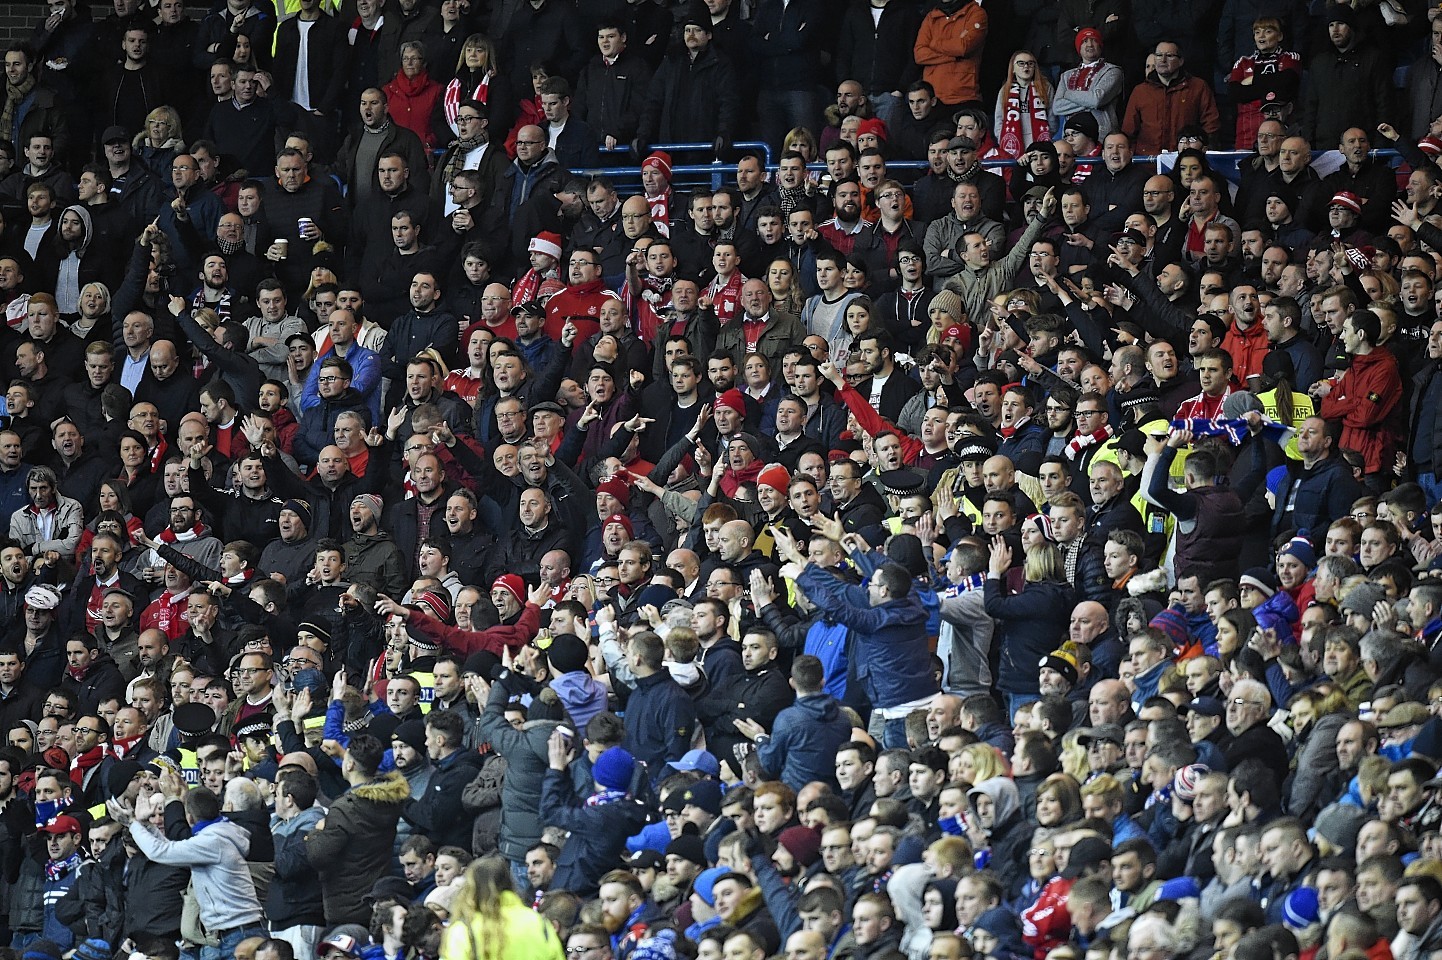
left=1223, top=678, right=1286, bottom=774
left=566, top=925, right=614, bottom=960
left=432, top=101, right=506, bottom=213
left=223, top=652, right=275, bottom=734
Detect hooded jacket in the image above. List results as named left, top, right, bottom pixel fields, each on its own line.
left=1319, top=347, right=1402, bottom=474
left=305, top=772, right=410, bottom=924
left=126, top=814, right=262, bottom=933
left=477, top=680, right=563, bottom=861
left=757, top=693, right=854, bottom=792
left=970, top=776, right=1028, bottom=892
left=268, top=805, right=326, bottom=930
left=551, top=671, right=608, bottom=731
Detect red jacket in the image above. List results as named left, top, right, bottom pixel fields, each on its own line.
left=1318, top=348, right=1401, bottom=473
left=405, top=603, right=539, bottom=656
left=1223, top=318, right=1270, bottom=383
left=1021, top=875, right=1074, bottom=959
left=1120, top=72, right=1220, bottom=154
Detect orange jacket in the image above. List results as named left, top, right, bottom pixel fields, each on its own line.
left=914, top=2, right=988, bottom=106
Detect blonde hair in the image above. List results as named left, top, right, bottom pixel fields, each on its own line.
left=457, top=33, right=496, bottom=74
left=449, top=856, right=516, bottom=960
left=141, top=105, right=184, bottom=147
left=1024, top=542, right=1065, bottom=583
left=961, top=743, right=1009, bottom=784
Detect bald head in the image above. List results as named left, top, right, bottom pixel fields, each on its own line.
left=717, top=519, right=754, bottom=562
left=1089, top=679, right=1131, bottom=724
left=483, top=282, right=509, bottom=299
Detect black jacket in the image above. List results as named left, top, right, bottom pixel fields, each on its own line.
left=573, top=51, right=652, bottom=144
left=697, top=664, right=793, bottom=772
left=637, top=45, right=739, bottom=146
left=271, top=14, right=350, bottom=117
left=835, top=0, right=923, bottom=94
left=402, top=748, right=488, bottom=849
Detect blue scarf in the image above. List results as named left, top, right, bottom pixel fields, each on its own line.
left=34, top=799, right=71, bottom=829
left=585, top=789, right=627, bottom=807
left=44, top=851, right=79, bottom=882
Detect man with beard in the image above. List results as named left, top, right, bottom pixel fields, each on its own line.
left=344, top=494, right=408, bottom=599
left=697, top=629, right=791, bottom=771
left=440, top=489, right=493, bottom=589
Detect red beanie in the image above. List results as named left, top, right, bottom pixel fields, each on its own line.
left=596, top=477, right=632, bottom=509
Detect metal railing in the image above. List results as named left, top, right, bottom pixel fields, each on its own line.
left=574, top=144, right=1408, bottom=194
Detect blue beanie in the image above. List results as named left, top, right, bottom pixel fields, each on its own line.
left=1279, top=536, right=1316, bottom=569
left=71, top=942, right=112, bottom=960
left=593, top=746, right=635, bottom=791
left=1283, top=887, right=1320, bottom=929
left=693, top=866, right=730, bottom=906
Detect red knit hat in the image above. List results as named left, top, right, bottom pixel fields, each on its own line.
left=778, top=826, right=823, bottom=867
left=491, top=574, right=526, bottom=605
left=1329, top=191, right=1363, bottom=215
left=596, top=477, right=632, bottom=508
left=603, top=513, right=634, bottom=539
left=756, top=464, right=791, bottom=492
left=1075, top=27, right=1102, bottom=53
left=715, top=389, right=746, bottom=414
left=642, top=151, right=673, bottom=178
left=857, top=118, right=889, bottom=142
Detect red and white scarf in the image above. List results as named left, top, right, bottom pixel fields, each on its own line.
left=442, top=72, right=492, bottom=130
left=999, top=82, right=1050, bottom=158
left=1065, top=424, right=1114, bottom=460
left=646, top=190, right=671, bottom=225
left=1068, top=58, right=1104, bottom=91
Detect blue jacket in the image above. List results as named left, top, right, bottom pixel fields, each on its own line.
left=541, top=769, right=653, bottom=897
left=0, top=462, right=32, bottom=537
left=622, top=671, right=697, bottom=782
left=984, top=578, right=1077, bottom=696
left=758, top=694, right=854, bottom=792
left=551, top=671, right=609, bottom=731
left=301, top=344, right=383, bottom=424
left=796, top=563, right=936, bottom=710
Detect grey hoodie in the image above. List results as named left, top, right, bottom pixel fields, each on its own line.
left=128, top=816, right=263, bottom=932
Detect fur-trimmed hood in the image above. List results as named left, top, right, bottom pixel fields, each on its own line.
left=350, top=771, right=411, bottom=804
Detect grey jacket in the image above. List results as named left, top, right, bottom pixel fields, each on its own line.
left=937, top=588, right=994, bottom=698
left=923, top=214, right=1004, bottom=284
left=8, top=495, right=84, bottom=557
left=128, top=816, right=263, bottom=932
left=942, top=215, right=1047, bottom=323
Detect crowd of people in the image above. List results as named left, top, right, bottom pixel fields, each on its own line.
left=5, top=0, right=1442, bottom=960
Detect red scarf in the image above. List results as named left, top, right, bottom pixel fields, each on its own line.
left=147, top=437, right=168, bottom=474
left=70, top=745, right=106, bottom=785
left=443, top=73, right=491, bottom=129
left=1068, top=59, right=1103, bottom=91
left=109, top=733, right=145, bottom=760
left=1000, top=82, right=1050, bottom=158
left=720, top=459, right=764, bottom=497
left=86, top=572, right=120, bottom=632
left=707, top=272, right=746, bottom=325
left=646, top=190, right=671, bottom=225
left=141, top=590, right=190, bottom=640
left=157, top=521, right=205, bottom=544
